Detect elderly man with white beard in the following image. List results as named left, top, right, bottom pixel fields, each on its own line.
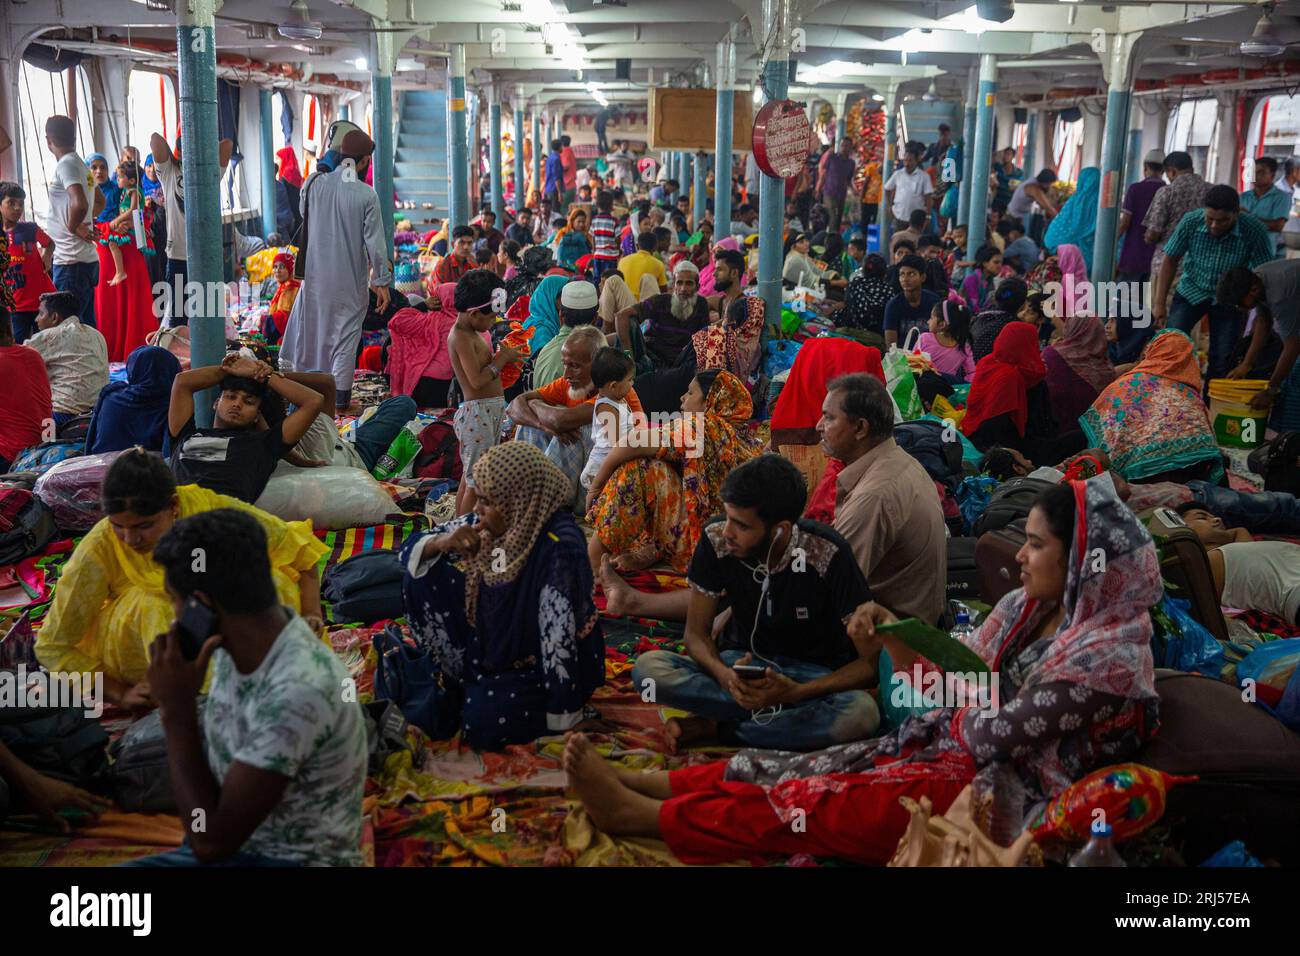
left=614, top=260, right=712, bottom=369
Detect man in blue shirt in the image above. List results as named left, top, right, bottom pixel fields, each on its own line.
left=649, top=179, right=678, bottom=206
left=544, top=139, right=565, bottom=208
left=1240, top=156, right=1290, bottom=257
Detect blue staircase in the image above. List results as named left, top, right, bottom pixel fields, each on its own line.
left=394, top=89, right=449, bottom=230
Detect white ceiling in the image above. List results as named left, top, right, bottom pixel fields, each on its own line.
left=8, top=0, right=1300, bottom=111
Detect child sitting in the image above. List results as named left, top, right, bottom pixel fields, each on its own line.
left=100, top=161, right=151, bottom=286
left=916, top=297, right=976, bottom=383
left=580, top=347, right=635, bottom=493
left=447, top=268, right=521, bottom=514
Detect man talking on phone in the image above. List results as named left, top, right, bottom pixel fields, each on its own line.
left=631, top=455, right=882, bottom=752
left=131, top=509, right=366, bottom=866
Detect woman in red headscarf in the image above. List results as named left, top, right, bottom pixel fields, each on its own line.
left=962, top=320, right=1086, bottom=464
left=264, top=252, right=300, bottom=344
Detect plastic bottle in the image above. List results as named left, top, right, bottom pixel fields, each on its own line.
left=1068, top=824, right=1127, bottom=867
left=949, top=610, right=974, bottom=644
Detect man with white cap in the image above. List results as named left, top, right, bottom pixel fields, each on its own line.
left=280, top=129, right=392, bottom=411
left=1112, top=149, right=1167, bottom=363
left=613, top=259, right=710, bottom=369
left=532, top=280, right=601, bottom=386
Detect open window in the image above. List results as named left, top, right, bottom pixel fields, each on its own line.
left=1164, top=97, right=1219, bottom=185
left=1052, top=113, right=1083, bottom=183
left=127, top=69, right=178, bottom=157
left=1244, top=93, right=1300, bottom=192
left=17, top=60, right=94, bottom=222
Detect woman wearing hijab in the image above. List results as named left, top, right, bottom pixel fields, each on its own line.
left=522, top=272, right=571, bottom=357
left=85, top=346, right=182, bottom=454
left=399, top=441, right=605, bottom=750
left=969, top=276, right=1030, bottom=363
left=387, top=281, right=488, bottom=408
left=586, top=370, right=763, bottom=574
left=836, top=253, right=892, bottom=343
left=1053, top=244, right=1089, bottom=317
left=1042, top=313, right=1115, bottom=440
left=552, top=207, right=593, bottom=270
left=692, top=295, right=765, bottom=390
left=1080, top=329, right=1225, bottom=484
left=1043, top=167, right=1101, bottom=273
left=962, top=321, right=1064, bottom=463
left=564, top=476, right=1163, bottom=866
left=505, top=244, right=554, bottom=307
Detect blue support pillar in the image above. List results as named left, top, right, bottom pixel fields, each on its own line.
left=957, top=66, right=977, bottom=227
left=877, top=89, right=898, bottom=252
left=489, top=91, right=504, bottom=222
left=258, top=88, right=277, bottom=239
left=339, top=102, right=350, bottom=122
left=713, top=28, right=736, bottom=237
left=966, top=55, right=998, bottom=254
left=757, top=0, right=791, bottom=328
left=693, top=150, right=707, bottom=228
left=682, top=151, right=694, bottom=212
left=1023, top=109, right=1038, bottom=178
left=513, top=97, right=525, bottom=214
left=531, top=110, right=542, bottom=205
left=371, top=70, right=395, bottom=255
left=447, top=45, right=470, bottom=229
left=176, top=0, right=223, bottom=425
left=1091, top=33, right=1140, bottom=284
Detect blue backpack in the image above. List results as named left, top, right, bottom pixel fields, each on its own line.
left=10, top=440, right=83, bottom=475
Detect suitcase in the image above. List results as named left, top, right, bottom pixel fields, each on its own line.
left=1148, top=507, right=1230, bottom=641
left=975, top=518, right=1026, bottom=606
left=946, top=536, right=980, bottom=601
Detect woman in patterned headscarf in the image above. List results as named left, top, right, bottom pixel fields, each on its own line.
left=585, top=370, right=763, bottom=573
left=563, top=475, right=1163, bottom=865
left=399, top=441, right=606, bottom=750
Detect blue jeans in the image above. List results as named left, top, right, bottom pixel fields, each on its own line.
left=121, top=844, right=299, bottom=867
left=1187, top=480, right=1300, bottom=534
left=9, top=311, right=38, bottom=344
left=1167, top=293, right=1245, bottom=386
left=352, top=395, right=417, bottom=471
left=631, top=649, right=879, bottom=751
left=51, top=261, right=99, bottom=329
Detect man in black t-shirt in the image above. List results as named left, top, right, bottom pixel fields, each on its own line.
left=168, top=354, right=323, bottom=503
left=630, top=455, right=882, bottom=752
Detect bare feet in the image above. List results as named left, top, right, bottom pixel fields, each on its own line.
left=611, top=542, right=659, bottom=573
left=599, top=555, right=640, bottom=617
left=108, top=271, right=128, bottom=287
left=664, top=715, right=716, bottom=753
left=563, top=732, right=662, bottom=836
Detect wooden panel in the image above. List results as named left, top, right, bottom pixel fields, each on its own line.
left=647, top=87, right=753, bottom=152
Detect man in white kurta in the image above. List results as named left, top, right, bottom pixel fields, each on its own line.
left=280, top=130, right=391, bottom=410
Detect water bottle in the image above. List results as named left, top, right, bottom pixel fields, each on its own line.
left=949, top=610, right=974, bottom=645
left=1068, top=824, right=1127, bottom=867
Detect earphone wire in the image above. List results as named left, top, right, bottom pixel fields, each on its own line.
left=739, top=526, right=786, bottom=726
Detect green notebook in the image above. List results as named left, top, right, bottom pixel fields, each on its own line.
left=876, top=618, right=991, bottom=675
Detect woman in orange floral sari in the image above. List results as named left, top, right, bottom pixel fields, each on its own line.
left=585, top=370, right=761, bottom=573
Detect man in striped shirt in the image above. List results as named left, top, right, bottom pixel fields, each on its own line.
left=589, top=190, right=621, bottom=282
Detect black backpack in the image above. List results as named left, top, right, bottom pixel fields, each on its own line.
left=0, top=706, right=109, bottom=794
left=971, top=476, right=1057, bottom=537
left=893, top=420, right=964, bottom=488
left=1247, top=432, right=1300, bottom=497
left=0, top=490, right=57, bottom=566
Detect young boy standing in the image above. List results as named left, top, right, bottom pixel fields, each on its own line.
left=1, top=182, right=57, bottom=343
left=447, top=269, right=520, bottom=515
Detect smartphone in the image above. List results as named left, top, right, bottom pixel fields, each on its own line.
left=175, top=596, right=218, bottom=661
left=732, top=663, right=768, bottom=681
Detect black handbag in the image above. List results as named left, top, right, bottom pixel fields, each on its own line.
left=289, top=172, right=323, bottom=281
left=371, top=623, right=462, bottom=742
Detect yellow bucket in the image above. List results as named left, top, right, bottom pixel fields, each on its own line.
left=1206, top=379, right=1268, bottom=448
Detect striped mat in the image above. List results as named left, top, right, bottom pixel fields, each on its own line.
left=314, top=514, right=430, bottom=574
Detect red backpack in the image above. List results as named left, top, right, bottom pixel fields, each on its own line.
left=412, top=419, right=462, bottom=481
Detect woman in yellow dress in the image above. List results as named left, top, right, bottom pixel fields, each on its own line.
left=36, top=449, right=328, bottom=712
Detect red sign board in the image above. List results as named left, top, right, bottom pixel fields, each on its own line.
left=752, top=100, right=812, bottom=179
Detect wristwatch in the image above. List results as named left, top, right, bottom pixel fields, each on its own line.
left=486, top=362, right=500, bottom=379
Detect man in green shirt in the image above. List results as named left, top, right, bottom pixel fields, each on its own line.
left=1240, top=156, right=1290, bottom=257
left=1152, top=184, right=1275, bottom=386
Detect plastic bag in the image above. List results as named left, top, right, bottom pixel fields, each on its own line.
left=1199, top=840, right=1264, bottom=868
left=33, top=451, right=123, bottom=533
left=1150, top=595, right=1227, bottom=678
left=371, top=428, right=423, bottom=481
left=763, top=339, right=802, bottom=380
left=1236, top=637, right=1300, bottom=731
left=956, top=475, right=1000, bottom=535
left=882, top=345, right=923, bottom=421
left=255, top=466, right=397, bottom=530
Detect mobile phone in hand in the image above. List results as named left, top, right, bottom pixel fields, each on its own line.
left=175, top=596, right=218, bottom=661
left=732, top=663, right=768, bottom=681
